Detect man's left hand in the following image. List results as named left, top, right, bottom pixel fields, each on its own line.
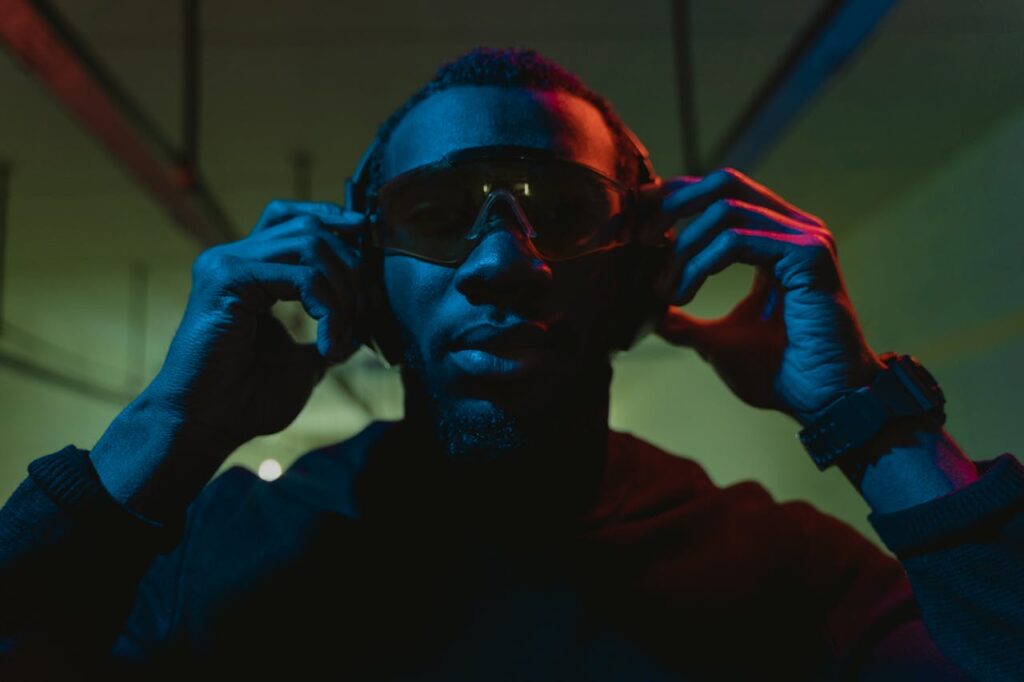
left=654, top=167, right=885, bottom=427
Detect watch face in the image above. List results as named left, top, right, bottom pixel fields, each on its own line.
left=896, top=355, right=946, bottom=408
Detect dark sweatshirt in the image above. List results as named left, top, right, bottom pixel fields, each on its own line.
left=1, top=420, right=1022, bottom=680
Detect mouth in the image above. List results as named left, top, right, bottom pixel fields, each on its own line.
left=447, top=322, right=568, bottom=379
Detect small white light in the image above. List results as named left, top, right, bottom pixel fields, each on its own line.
left=520, top=181, right=530, bottom=197
left=482, top=183, right=491, bottom=194
left=258, top=458, right=283, bottom=481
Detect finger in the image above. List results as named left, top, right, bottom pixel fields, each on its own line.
left=656, top=306, right=712, bottom=349
left=244, top=216, right=364, bottom=266
left=233, top=219, right=362, bottom=341
left=251, top=199, right=365, bottom=235
left=637, top=175, right=699, bottom=197
left=642, top=177, right=699, bottom=232
left=661, top=167, right=821, bottom=227
left=234, top=233, right=356, bottom=314
left=662, top=198, right=805, bottom=305
left=236, top=260, right=353, bottom=360
left=732, top=266, right=783, bottom=323
left=241, top=215, right=361, bottom=299
left=672, top=226, right=832, bottom=306
left=253, top=314, right=331, bottom=379
left=238, top=217, right=361, bottom=271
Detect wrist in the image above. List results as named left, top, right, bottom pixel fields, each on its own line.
left=836, top=412, right=945, bottom=486
left=839, top=416, right=979, bottom=514
left=798, top=352, right=947, bottom=472
left=90, top=391, right=234, bottom=521
left=793, top=355, right=887, bottom=429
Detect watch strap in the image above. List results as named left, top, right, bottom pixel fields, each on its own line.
left=799, top=353, right=947, bottom=471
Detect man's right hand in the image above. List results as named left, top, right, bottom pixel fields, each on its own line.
left=89, top=200, right=366, bottom=520
left=147, top=200, right=366, bottom=446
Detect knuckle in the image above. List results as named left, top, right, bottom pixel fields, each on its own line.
left=264, top=198, right=289, bottom=215
left=291, top=214, right=320, bottom=232
left=709, top=198, right=735, bottom=220
left=819, top=229, right=835, bottom=253
left=191, top=248, right=244, bottom=288
left=256, top=199, right=284, bottom=225
left=818, top=228, right=837, bottom=250
left=192, top=247, right=226, bottom=276
left=714, top=166, right=746, bottom=188
left=806, top=234, right=836, bottom=261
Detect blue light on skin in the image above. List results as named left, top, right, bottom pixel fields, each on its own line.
left=379, top=85, right=633, bottom=469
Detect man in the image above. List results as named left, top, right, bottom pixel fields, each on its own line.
left=1, top=47, right=1022, bottom=680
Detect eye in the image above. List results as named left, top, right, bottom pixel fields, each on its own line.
left=404, top=201, right=464, bottom=232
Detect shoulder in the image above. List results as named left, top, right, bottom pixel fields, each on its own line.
left=596, top=429, right=775, bottom=525
left=594, top=430, right=914, bottom=669
left=184, top=420, right=398, bottom=533
left=597, top=429, right=901, bottom=577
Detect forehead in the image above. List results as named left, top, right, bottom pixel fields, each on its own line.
left=382, top=85, right=619, bottom=181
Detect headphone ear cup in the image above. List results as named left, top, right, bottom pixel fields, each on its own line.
left=610, top=243, right=674, bottom=352
left=608, top=178, right=675, bottom=351
left=354, top=246, right=405, bottom=368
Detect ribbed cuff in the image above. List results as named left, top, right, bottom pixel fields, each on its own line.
left=28, top=445, right=186, bottom=553
left=869, top=452, right=1024, bottom=558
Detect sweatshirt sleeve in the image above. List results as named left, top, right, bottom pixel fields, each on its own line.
left=868, top=452, right=1024, bottom=682
left=0, top=445, right=189, bottom=679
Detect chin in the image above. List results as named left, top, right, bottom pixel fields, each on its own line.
left=399, top=330, right=614, bottom=462
left=435, top=396, right=526, bottom=463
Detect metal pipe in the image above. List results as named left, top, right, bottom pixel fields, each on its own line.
left=182, top=0, right=200, bottom=172
left=0, top=0, right=235, bottom=246
left=0, top=350, right=134, bottom=405
left=710, top=0, right=900, bottom=172
left=0, top=160, right=8, bottom=337
left=671, top=0, right=702, bottom=175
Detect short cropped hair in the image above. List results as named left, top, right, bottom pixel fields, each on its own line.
left=365, top=46, right=644, bottom=195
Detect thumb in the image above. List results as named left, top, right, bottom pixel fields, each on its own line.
left=656, top=307, right=713, bottom=351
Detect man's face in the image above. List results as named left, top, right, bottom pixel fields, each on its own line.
left=379, top=85, right=629, bottom=458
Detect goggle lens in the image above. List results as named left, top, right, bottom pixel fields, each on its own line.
left=375, top=158, right=633, bottom=263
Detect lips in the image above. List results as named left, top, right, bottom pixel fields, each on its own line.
left=452, top=322, right=563, bottom=355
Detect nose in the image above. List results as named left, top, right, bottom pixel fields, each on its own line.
left=453, top=194, right=553, bottom=308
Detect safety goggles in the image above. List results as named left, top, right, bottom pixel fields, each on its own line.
left=365, top=146, right=658, bottom=264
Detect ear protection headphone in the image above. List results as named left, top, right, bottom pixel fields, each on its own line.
left=344, top=126, right=675, bottom=369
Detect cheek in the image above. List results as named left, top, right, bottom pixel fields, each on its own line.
left=382, top=255, right=452, bottom=359
left=552, top=251, right=635, bottom=354
left=557, top=252, right=627, bottom=315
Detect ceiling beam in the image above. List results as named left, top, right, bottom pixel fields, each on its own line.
left=182, top=0, right=200, bottom=170
left=0, top=0, right=235, bottom=246
left=0, top=161, right=8, bottom=336
left=710, top=0, right=901, bottom=172
left=671, top=1, right=702, bottom=175
left=0, top=350, right=134, bottom=404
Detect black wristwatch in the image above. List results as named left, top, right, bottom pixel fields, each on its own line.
left=798, top=352, right=947, bottom=471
